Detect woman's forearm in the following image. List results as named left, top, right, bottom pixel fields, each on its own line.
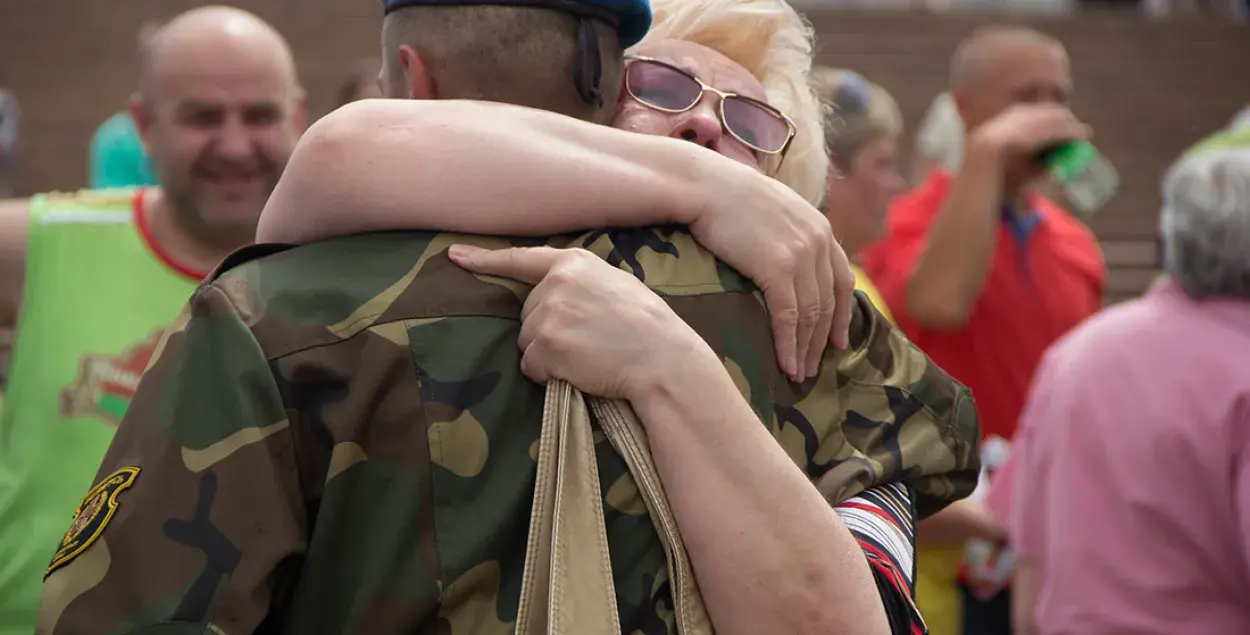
left=629, top=361, right=891, bottom=635
left=256, top=99, right=734, bottom=243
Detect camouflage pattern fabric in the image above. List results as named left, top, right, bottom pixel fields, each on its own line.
left=39, top=227, right=980, bottom=634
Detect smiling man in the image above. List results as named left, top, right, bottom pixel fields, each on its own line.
left=0, top=7, right=305, bottom=633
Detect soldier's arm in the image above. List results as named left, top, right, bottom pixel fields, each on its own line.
left=37, top=284, right=308, bottom=634
left=812, top=293, right=982, bottom=518
left=0, top=197, right=29, bottom=329
left=789, top=296, right=978, bottom=632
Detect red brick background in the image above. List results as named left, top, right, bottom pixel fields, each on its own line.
left=0, top=4, right=1246, bottom=302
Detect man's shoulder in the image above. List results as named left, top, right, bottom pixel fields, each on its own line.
left=1034, top=197, right=1106, bottom=284
left=28, top=187, right=138, bottom=220
left=1036, top=196, right=1100, bottom=245
left=1043, top=292, right=1163, bottom=371
left=91, top=112, right=138, bottom=145
left=205, top=227, right=754, bottom=358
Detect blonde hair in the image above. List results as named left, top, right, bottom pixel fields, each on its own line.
left=812, top=68, right=903, bottom=171
left=635, top=0, right=827, bottom=206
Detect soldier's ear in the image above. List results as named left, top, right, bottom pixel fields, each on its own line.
left=396, top=45, right=435, bottom=101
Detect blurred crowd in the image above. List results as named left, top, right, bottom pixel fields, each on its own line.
left=0, top=1, right=1247, bottom=634
left=813, top=0, right=1247, bottom=19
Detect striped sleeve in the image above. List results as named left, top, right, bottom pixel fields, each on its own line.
left=835, top=482, right=926, bottom=635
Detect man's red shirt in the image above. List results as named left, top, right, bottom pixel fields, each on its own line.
left=862, top=171, right=1105, bottom=445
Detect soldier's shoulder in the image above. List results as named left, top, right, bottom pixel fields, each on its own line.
left=572, top=226, right=757, bottom=296
left=204, top=231, right=554, bottom=358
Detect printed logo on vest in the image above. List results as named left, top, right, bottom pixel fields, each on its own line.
left=46, top=466, right=141, bottom=578
left=60, top=329, right=164, bottom=426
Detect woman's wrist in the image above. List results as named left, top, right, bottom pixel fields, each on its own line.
left=626, top=335, right=739, bottom=425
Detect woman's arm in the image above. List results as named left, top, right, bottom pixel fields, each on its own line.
left=450, top=244, right=891, bottom=635
left=917, top=498, right=1007, bottom=545
left=260, top=98, right=858, bottom=379
left=630, top=351, right=891, bottom=635
left=258, top=99, right=733, bottom=243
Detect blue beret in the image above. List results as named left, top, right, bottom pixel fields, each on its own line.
left=382, top=0, right=651, bottom=47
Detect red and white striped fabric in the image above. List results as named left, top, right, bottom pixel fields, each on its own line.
left=836, top=482, right=926, bottom=635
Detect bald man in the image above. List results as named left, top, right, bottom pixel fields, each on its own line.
left=0, top=7, right=304, bottom=632
left=862, top=26, right=1106, bottom=635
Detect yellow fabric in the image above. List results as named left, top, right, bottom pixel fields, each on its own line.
left=916, top=546, right=964, bottom=635
left=851, top=264, right=895, bottom=324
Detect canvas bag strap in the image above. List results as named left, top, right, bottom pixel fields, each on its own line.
left=588, top=396, right=714, bottom=635
left=515, top=379, right=621, bottom=635
left=515, top=377, right=715, bottom=635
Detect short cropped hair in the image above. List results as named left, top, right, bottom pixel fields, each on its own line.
left=812, top=68, right=902, bottom=173
left=638, top=0, right=827, bottom=206
left=382, top=6, right=622, bottom=124
left=1160, top=148, right=1250, bottom=300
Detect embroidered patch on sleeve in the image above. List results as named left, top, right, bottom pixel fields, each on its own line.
left=46, top=466, right=141, bottom=578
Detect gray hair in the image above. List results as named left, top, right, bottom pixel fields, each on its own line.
left=1160, top=148, right=1250, bottom=300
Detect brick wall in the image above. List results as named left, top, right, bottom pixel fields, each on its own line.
left=1, top=5, right=1247, bottom=301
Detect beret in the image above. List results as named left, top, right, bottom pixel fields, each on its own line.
left=382, top=0, right=651, bottom=47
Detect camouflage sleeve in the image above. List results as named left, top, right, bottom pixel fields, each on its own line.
left=37, top=284, right=308, bottom=634
left=812, top=292, right=981, bottom=519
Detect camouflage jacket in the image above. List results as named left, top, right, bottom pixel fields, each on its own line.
left=39, top=228, right=980, bottom=634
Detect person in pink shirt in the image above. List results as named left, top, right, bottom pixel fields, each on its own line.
left=994, top=148, right=1250, bottom=635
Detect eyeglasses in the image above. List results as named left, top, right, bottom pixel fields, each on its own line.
left=623, top=55, right=796, bottom=159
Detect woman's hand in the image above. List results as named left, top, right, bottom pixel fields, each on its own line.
left=448, top=244, right=720, bottom=400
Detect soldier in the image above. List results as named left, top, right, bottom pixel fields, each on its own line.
left=39, top=0, right=980, bottom=634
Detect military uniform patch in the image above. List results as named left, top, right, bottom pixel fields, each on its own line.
left=46, top=466, right=141, bottom=578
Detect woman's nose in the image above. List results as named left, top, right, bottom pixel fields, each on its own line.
left=671, top=98, right=724, bottom=150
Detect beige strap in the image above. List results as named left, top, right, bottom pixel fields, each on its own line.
left=589, top=397, right=713, bottom=635
left=516, top=379, right=713, bottom=635
left=516, top=379, right=620, bottom=635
